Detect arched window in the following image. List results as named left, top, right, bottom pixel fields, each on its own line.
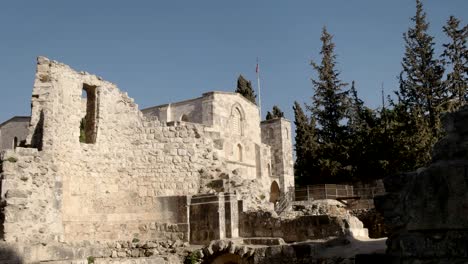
left=231, top=107, right=242, bottom=135
left=180, top=114, right=189, bottom=122
left=267, top=163, right=271, bottom=177
left=285, top=127, right=289, bottom=139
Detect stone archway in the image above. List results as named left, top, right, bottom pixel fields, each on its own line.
left=269, top=181, right=280, bottom=203
left=180, top=114, right=189, bottom=122
left=198, top=240, right=255, bottom=264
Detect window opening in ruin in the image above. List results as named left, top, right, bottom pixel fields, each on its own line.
left=181, top=114, right=189, bottom=122
left=285, top=127, right=289, bottom=139
left=31, top=110, right=44, bottom=150
left=231, top=107, right=242, bottom=135
left=269, top=181, right=280, bottom=203
left=80, top=84, right=98, bottom=144
left=13, top=137, right=18, bottom=149
left=268, top=163, right=271, bottom=177
left=237, top=144, right=243, bottom=162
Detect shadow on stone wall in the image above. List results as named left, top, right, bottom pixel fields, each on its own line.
left=196, top=237, right=386, bottom=264
left=0, top=246, right=23, bottom=264
left=0, top=199, right=4, bottom=240
left=351, top=208, right=389, bottom=238
left=31, top=110, right=44, bottom=151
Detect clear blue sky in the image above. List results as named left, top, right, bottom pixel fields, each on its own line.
left=0, top=1, right=466, bottom=124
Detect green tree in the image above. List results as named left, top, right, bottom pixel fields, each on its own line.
left=310, top=27, right=349, bottom=143
left=442, top=16, right=468, bottom=111
left=345, top=81, right=381, bottom=181
left=266, top=105, right=285, bottom=120
left=347, top=81, right=375, bottom=134
left=236, top=75, right=257, bottom=104
left=293, top=101, right=318, bottom=186
left=272, top=105, right=284, bottom=118
left=308, top=27, right=350, bottom=183
left=396, top=0, right=445, bottom=139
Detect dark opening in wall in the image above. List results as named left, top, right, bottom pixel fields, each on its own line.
left=270, top=181, right=280, bottom=203
left=80, top=84, right=98, bottom=144
left=31, top=110, right=44, bottom=151
left=13, top=137, right=18, bottom=149
left=181, top=114, right=189, bottom=122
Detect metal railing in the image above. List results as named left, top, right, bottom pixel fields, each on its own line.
left=274, top=187, right=294, bottom=215
left=294, top=184, right=354, bottom=201
left=294, top=184, right=385, bottom=202
left=353, top=187, right=386, bottom=199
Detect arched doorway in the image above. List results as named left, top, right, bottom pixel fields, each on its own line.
left=269, top=181, right=280, bottom=203
left=180, top=114, right=189, bottom=122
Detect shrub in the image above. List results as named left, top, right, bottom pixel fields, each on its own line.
left=6, top=157, right=17, bottom=163
left=184, top=251, right=201, bottom=264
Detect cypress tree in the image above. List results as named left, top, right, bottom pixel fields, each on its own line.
left=272, top=105, right=284, bottom=118
left=442, top=16, right=468, bottom=111
left=293, top=101, right=318, bottom=186
left=236, top=75, right=257, bottom=105
left=309, top=27, right=349, bottom=183
left=265, top=105, right=285, bottom=120
left=347, top=81, right=373, bottom=134
left=345, top=81, right=380, bottom=181
left=397, top=0, right=445, bottom=138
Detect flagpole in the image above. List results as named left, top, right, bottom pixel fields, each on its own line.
left=256, top=57, right=262, bottom=120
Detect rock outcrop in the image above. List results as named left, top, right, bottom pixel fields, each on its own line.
left=375, top=106, right=468, bottom=263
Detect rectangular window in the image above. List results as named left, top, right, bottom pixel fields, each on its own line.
left=80, top=84, right=98, bottom=144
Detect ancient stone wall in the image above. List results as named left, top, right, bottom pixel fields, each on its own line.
left=1, top=148, right=63, bottom=243
left=189, top=193, right=240, bottom=245
left=143, top=91, right=278, bottom=189
left=239, top=211, right=349, bottom=243
left=374, top=106, right=468, bottom=263
left=143, top=92, right=271, bottom=181
left=1, top=57, right=223, bottom=244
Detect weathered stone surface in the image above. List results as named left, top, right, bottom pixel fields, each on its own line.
left=196, top=237, right=385, bottom=264
left=240, top=200, right=369, bottom=242
left=373, top=106, right=468, bottom=263
left=0, top=57, right=296, bottom=263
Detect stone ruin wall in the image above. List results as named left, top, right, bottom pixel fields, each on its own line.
left=1, top=57, right=227, bottom=244
left=374, top=106, right=468, bottom=263
left=239, top=211, right=349, bottom=243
